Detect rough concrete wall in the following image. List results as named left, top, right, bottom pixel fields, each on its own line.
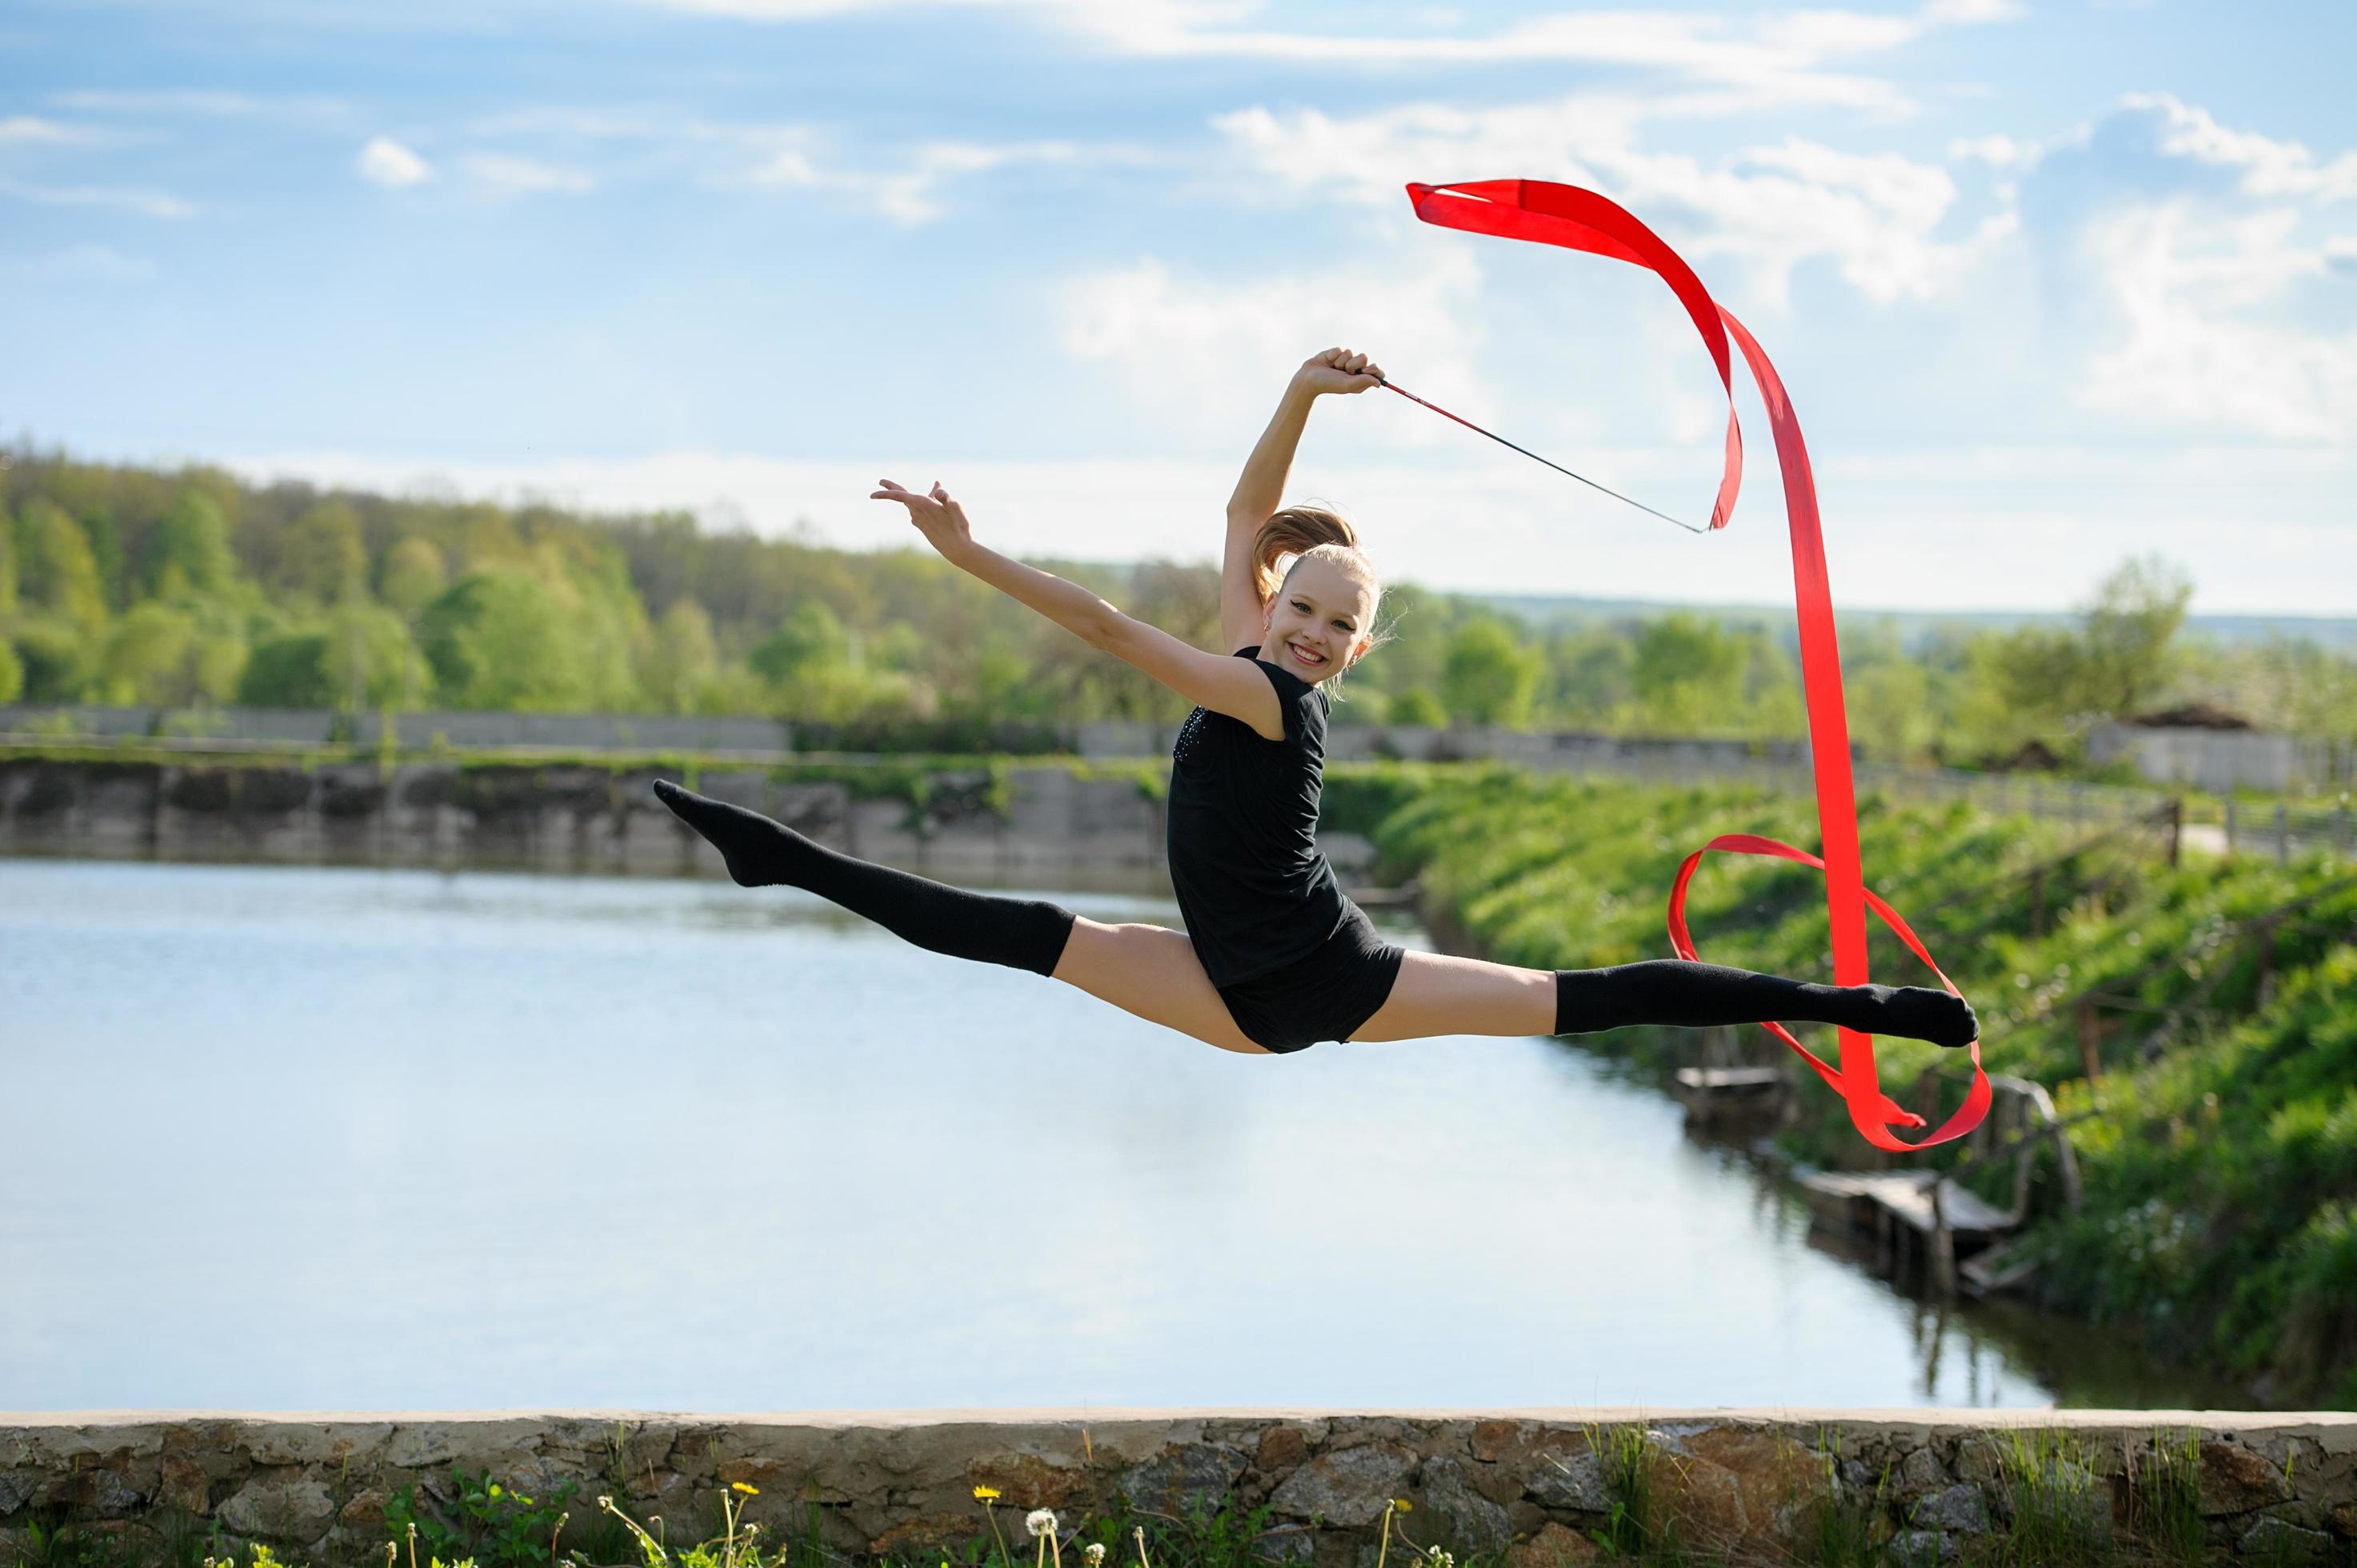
left=2, top=1411, right=2351, bottom=1568
left=0, top=762, right=1178, bottom=878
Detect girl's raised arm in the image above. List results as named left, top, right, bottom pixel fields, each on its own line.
left=1220, top=348, right=1382, bottom=653
left=870, top=478, right=1288, bottom=741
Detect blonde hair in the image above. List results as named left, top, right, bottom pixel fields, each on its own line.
left=1251, top=505, right=1391, bottom=694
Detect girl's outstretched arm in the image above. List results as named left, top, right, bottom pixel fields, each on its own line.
left=871, top=478, right=1288, bottom=741
left=1219, top=347, right=1383, bottom=653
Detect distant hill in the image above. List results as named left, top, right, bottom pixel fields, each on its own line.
left=1466, top=591, right=2357, bottom=651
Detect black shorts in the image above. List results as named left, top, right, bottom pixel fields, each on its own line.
left=1213, top=900, right=1407, bottom=1053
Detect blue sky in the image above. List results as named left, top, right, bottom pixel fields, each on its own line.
left=6, top=0, right=2354, bottom=612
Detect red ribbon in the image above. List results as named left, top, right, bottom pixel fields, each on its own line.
left=1404, top=178, right=1989, bottom=1151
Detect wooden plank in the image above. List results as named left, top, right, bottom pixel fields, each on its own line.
left=1797, top=1170, right=2015, bottom=1237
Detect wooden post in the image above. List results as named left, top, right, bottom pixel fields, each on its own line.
left=2167, top=797, right=2183, bottom=869
left=2226, top=798, right=2237, bottom=857
left=2275, top=802, right=2291, bottom=864
left=2078, top=998, right=2102, bottom=1082
left=2257, top=916, right=2279, bottom=1009
left=1929, top=1179, right=1957, bottom=1298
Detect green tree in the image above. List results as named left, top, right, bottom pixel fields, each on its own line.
left=750, top=599, right=853, bottom=687
left=237, top=633, right=335, bottom=708
left=1632, top=613, right=1744, bottom=732
left=80, top=508, right=126, bottom=610
left=144, top=488, right=239, bottom=600
left=102, top=601, right=236, bottom=706
left=419, top=568, right=594, bottom=710
left=1387, top=686, right=1447, bottom=726
left=278, top=501, right=368, bottom=603
left=1442, top=616, right=1543, bottom=727
left=2080, top=553, right=2192, bottom=716
left=323, top=602, right=431, bottom=710
left=14, top=498, right=110, bottom=636
left=378, top=536, right=448, bottom=616
left=644, top=596, right=719, bottom=714
left=1846, top=660, right=1934, bottom=759
left=10, top=618, right=98, bottom=702
left=0, top=504, right=16, bottom=618
left=1542, top=629, right=1634, bottom=728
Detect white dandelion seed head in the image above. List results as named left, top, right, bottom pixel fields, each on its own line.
left=1026, top=1509, right=1058, bottom=1538
left=1084, top=1546, right=1106, bottom=1565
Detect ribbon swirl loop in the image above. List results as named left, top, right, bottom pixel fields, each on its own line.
left=1404, top=178, right=1990, bottom=1151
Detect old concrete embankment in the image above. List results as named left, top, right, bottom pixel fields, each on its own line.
left=3, top=1410, right=2352, bottom=1567
left=0, top=757, right=1201, bottom=882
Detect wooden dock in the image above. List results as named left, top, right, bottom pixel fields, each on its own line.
left=1797, top=1168, right=2017, bottom=1238
left=1798, top=1166, right=2022, bottom=1294
left=1671, top=1064, right=1786, bottom=1130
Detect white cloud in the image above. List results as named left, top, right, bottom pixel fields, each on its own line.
left=6, top=243, right=156, bottom=281
left=1058, top=251, right=1492, bottom=441
left=0, top=115, right=93, bottom=146
left=2079, top=201, right=2357, bottom=442
left=48, top=89, right=354, bottom=123
left=2122, top=91, right=2357, bottom=203
left=462, top=153, right=595, bottom=194
left=357, top=135, right=432, bottom=188
left=1948, top=132, right=2041, bottom=170
left=1212, top=99, right=2015, bottom=306
left=739, top=134, right=1150, bottom=224
left=630, top=0, right=2015, bottom=110
left=0, top=178, right=195, bottom=218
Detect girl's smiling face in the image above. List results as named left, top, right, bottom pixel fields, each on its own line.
left=1263, top=554, right=1378, bottom=684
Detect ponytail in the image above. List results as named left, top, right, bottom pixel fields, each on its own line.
left=1251, top=505, right=1360, bottom=604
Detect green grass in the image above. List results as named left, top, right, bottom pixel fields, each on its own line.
left=1320, top=763, right=2357, bottom=1406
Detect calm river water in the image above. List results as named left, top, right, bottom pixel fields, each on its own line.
left=1, top=858, right=2247, bottom=1411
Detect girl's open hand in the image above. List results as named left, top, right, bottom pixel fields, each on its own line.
left=1294, top=346, right=1383, bottom=396
left=870, top=478, right=974, bottom=559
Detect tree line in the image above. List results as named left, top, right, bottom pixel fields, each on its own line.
left=2, top=446, right=2350, bottom=764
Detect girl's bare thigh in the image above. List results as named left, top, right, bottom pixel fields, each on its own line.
left=1348, top=948, right=1555, bottom=1042
left=1050, top=914, right=1272, bottom=1054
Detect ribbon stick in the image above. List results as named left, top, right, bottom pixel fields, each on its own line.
left=1403, top=178, right=1989, bottom=1152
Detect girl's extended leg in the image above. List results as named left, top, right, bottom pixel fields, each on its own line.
left=655, top=780, right=1074, bottom=974
left=1050, top=917, right=1272, bottom=1054
left=1351, top=950, right=1977, bottom=1046
left=656, top=781, right=1271, bottom=1054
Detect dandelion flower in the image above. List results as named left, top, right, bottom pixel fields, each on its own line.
left=1391, top=1499, right=1411, bottom=1514
left=1026, top=1509, right=1058, bottom=1538
left=1084, top=1546, right=1105, bottom=1566
left=974, top=1486, right=1002, bottom=1502
left=731, top=1483, right=760, bottom=1497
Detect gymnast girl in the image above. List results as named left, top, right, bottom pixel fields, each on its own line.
left=653, top=346, right=1978, bottom=1058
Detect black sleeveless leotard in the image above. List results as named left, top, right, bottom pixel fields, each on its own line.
left=1164, top=645, right=1405, bottom=1050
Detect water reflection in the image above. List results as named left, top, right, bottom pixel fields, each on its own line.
left=0, top=858, right=2244, bottom=1412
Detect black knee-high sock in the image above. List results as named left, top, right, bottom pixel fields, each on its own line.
left=1554, top=958, right=1979, bottom=1048
left=654, top=780, right=1075, bottom=978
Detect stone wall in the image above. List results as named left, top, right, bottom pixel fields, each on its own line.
left=2, top=1411, right=2351, bottom=1568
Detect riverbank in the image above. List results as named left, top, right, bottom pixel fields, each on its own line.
left=1319, top=764, right=2357, bottom=1413
left=0, top=749, right=1191, bottom=883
